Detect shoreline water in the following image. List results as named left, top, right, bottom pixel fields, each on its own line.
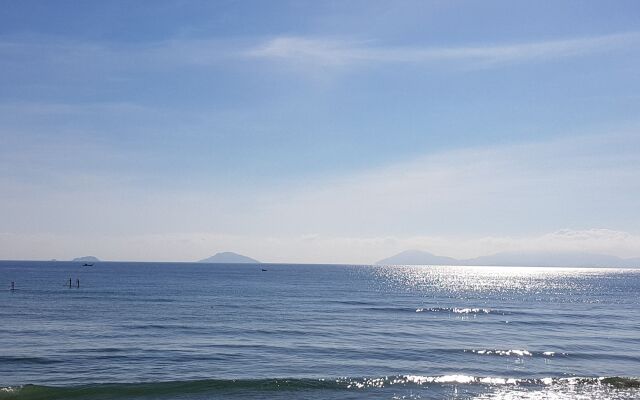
left=2, top=376, right=640, bottom=400
left=2, top=262, right=639, bottom=399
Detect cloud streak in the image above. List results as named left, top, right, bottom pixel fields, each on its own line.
left=246, top=32, right=640, bottom=68
left=251, top=129, right=640, bottom=248
left=2, top=31, right=638, bottom=78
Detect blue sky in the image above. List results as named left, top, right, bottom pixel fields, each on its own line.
left=1, top=1, right=639, bottom=262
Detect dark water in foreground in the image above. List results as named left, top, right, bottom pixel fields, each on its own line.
left=1, top=261, right=639, bottom=399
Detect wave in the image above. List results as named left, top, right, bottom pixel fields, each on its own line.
left=463, top=349, right=568, bottom=357
left=337, top=375, right=640, bottom=388
left=415, top=307, right=502, bottom=314
left=463, top=349, right=639, bottom=363
left=332, top=305, right=507, bottom=315
left=1, top=376, right=638, bottom=399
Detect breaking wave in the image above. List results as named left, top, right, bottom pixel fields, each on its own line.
left=464, top=349, right=568, bottom=357
left=1, top=376, right=638, bottom=399
left=415, top=307, right=502, bottom=314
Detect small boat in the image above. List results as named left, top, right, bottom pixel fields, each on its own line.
left=261, top=268, right=267, bottom=272
left=83, top=263, right=94, bottom=267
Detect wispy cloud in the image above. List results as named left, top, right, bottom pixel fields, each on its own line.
left=253, top=130, right=640, bottom=246
left=2, top=31, right=637, bottom=77
left=246, top=32, right=640, bottom=68
left=1, top=30, right=639, bottom=263
left=3, top=129, right=637, bottom=263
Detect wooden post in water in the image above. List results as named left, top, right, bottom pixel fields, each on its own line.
left=10, top=281, right=14, bottom=291
left=68, top=278, right=72, bottom=288
left=76, top=278, right=80, bottom=289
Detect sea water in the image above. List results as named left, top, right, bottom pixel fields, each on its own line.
left=1, top=261, right=639, bottom=399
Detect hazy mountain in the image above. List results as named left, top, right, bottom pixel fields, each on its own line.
left=625, top=258, right=640, bottom=268
left=376, top=250, right=459, bottom=266
left=198, top=252, right=260, bottom=264
left=466, top=251, right=627, bottom=268
left=377, top=250, right=639, bottom=268
left=72, top=256, right=100, bottom=262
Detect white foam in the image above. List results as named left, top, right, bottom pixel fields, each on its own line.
left=431, top=374, right=477, bottom=384
left=415, top=307, right=492, bottom=314
left=453, top=307, right=491, bottom=314
left=469, top=349, right=532, bottom=356
left=339, top=375, right=621, bottom=390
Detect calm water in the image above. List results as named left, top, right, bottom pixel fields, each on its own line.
left=1, top=261, right=639, bottom=399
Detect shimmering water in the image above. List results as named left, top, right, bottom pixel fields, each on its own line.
left=1, top=261, right=639, bottom=399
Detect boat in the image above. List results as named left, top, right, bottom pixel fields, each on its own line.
left=83, top=263, right=94, bottom=267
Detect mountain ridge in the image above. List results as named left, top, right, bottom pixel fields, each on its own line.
left=376, top=250, right=459, bottom=266
left=376, top=249, right=640, bottom=268
left=198, top=252, right=260, bottom=264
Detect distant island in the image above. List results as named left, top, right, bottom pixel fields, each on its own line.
left=198, top=252, right=260, bottom=264
left=377, top=250, right=459, bottom=266
left=377, top=249, right=640, bottom=268
left=72, top=256, right=100, bottom=262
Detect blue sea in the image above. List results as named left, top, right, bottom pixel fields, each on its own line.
left=1, top=261, right=639, bottom=399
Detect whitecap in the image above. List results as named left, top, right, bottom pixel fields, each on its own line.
left=453, top=307, right=491, bottom=314
left=431, top=374, right=477, bottom=384
left=468, top=349, right=532, bottom=356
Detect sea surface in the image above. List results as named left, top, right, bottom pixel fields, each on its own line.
left=1, top=261, right=639, bottom=399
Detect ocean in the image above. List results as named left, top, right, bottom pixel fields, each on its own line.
left=1, top=261, right=639, bottom=399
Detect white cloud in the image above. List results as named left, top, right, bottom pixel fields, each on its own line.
left=253, top=130, right=640, bottom=242
left=3, top=31, right=637, bottom=78
left=246, top=32, right=640, bottom=69
left=1, top=130, right=639, bottom=263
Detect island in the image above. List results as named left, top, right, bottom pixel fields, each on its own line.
left=198, top=252, right=260, bottom=264
left=377, top=250, right=640, bottom=268
left=376, top=250, right=458, bottom=266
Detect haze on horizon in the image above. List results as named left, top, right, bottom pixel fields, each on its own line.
left=1, top=1, right=639, bottom=264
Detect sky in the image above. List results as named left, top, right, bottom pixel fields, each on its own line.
left=1, top=0, right=639, bottom=263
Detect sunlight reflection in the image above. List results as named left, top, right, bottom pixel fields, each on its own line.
left=372, top=265, right=636, bottom=297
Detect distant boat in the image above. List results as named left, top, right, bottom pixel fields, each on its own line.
left=83, top=263, right=94, bottom=267
left=261, top=268, right=267, bottom=272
